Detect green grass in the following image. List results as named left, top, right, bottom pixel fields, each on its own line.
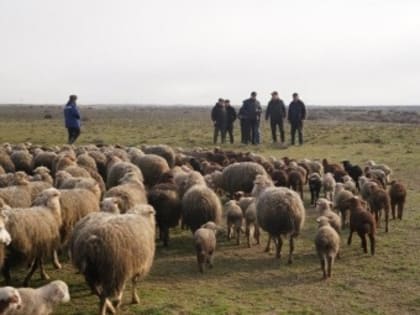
left=1, top=105, right=420, bottom=314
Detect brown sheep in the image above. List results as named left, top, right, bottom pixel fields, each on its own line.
left=367, top=184, right=391, bottom=232
left=389, top=180, right=407, bottom=220
left=287, top=169, right=304, bottom=200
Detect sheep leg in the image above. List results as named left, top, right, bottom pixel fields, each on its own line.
left=52, top=250, right=62, bottom=269
left=327, top=256, right=334, bottom=278
left=208, top=252, right=214, bottom=268
left=397, top=202, right=403, bottom=220
left=385, top=206, right=389, bottom=233
left=197, top=253, right=205, bottom=273
left=347, top=229, right=353, bottom=245
left=131, top=277, right=140, bottom=304
left=255, top=225, right=260, bottom=245
left=99, top=296, right=116, bottom=315
left=39, top=258, right=50, bottom=280
left=288, top=236, right=294, bottom=264
left=236, top=226, right=241, bottom=245
left=227, top=224, right=231, bottom=240
left=1, top=262, right=12, bottom=285
left=299, top=185, right=303, bottom=200
left=369, top=233, right=375, bottom=256
left=246, top=225, right=252, bottom=248
left=360, top=233, right=368, bottom=254
left=320, top=257, right=327, bottom=279
left=391, top=202, right=396, bottom=220
left=162, top=227, right=170, bottom=247
left=273, top=236, right=282, bottom=259
left=23, top=258, right=39, bottom=286
left=264, top=236, right=272, bottom=253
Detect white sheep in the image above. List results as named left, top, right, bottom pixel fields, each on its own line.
left=194, top=221, right=218, bottom=273
left=315, top=216, right=340, bottom=279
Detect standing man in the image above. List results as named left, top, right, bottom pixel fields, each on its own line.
left=242, top=91, right=262, bottom=145
left=64, top=94, right=81, bottom=144
left=211, top=98, right=227, bottom=144
left=288, top=92, right=306, bottom=145
left=266, top=91, right=286, bottom=143
left=225, top=99, right=237, bottom=144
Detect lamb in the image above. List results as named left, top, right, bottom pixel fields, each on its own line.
left=322, top=172, right=336, bottom=201
left=142, top=144, right=176, bottom=168
left=225, top=200, right=243, bottom=245
left=389, top=180, right=407, bottom=220
left=182, top=185, right=222, bottom=232
left=255, top=180, right=305, bottom=264
left=358, top=176, right=378, bottom=201
left=69, top=204, right=156, bottom=315
left=345, top=197, right=376, bottom=255
left=367, top=184, right=391, bottom=232
left=2, top=188, right=62, bottom=285
left=233, top=191, right=255, bottom=215
left=10, top=150, right=33, bottom=175
left=104, top=172, right=148, bottom=213
left=244, top=202, right=260, bottom=248
left=132, top=154, right=170, bottom=187
left=0, top=287, right=21, bottom=314
left=316, top=198, right=342, bottom=234
left=333, top=183, right=354, bottom=227
left=308, top=172, right=322, bottom=206
left=2, top=280, right=70, bottom=315
left=194, top=221, right=218, bottom=273
left=314, top=216, right=340, bottom=280
left=147, top=172, right=182, bottom=247
left=342, top=160, right=363, bottom=189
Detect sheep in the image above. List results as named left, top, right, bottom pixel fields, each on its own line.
left=358, top=176, right=378, bottom=201
left=0, top=166, right=4, bottom=175
left=299, top=158, right=323, bottom=176
left=182, top=185, right=222, bottom=232
left=270, top=169, right=289, bottom=187
left=287, top=169, right=304, bottom=199
left=322, top=172, right=336, bottom=201
left=244, top=202, right=260, bottom=248
left=333, top=183, right=354, bottom=228
left=194, top=221, right=218, bottom=273
left=316, top=198, right=342, bottom=234
left=132, top=154, right=170, bottom=188
left=322, top=158, right=346, bottom=181
left=0, top=152, right=15, bottom=173
left=69, top=204, right=156, bottom=315
left=345, top=197, right=376, bottom=255
left=31, top=149, right=56, bottom=171
left=100, top=197, right=121, bottom=214
left=76, top=153, right=97, bottom=171
left=255, top=184, right=305, bottom=264
left=175, top=170, right=206, bottom=198
left=314, top=216, right=340, bottom=280
left=0, top=214, right=12, bottom=273
left=142, top=144, right=176, bottom=168
left=31, top=166, right=53, bottom=185
left=106, top=158, right=144, bottom=189
left=104, top=172, right=147, bottom=213
left=342, top=175, right=358, bottom=194
left=0, top=172, right=32, bottom=208
left=0, top=287, right=21, bottom=314
left=2, top=188, right=62, bottom=285
left=219, top=162, right=268, bottom=196
left=342, top=160, right=363, bottom=189
left=367, top=184, right=391, bottom=232
left=225, top=200, right=243, bottom=245
left=3, top=280, right=70, bottom=315
left=87, top=150, right=108, bottom=181
left=10, top=150, right=32, bottom=175
left=308, top=172, right=322, bottom=206
left=0, top=174, right=15, bottom=188
left=147, top=172, right=182, bottom=247
left=389, top=180, right=407, bottom=220
left=366, top=160, right=392, bottom=183
left=233, top=191, right=255, bottom=215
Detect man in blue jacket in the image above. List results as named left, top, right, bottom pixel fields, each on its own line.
left=64, top=94, right=81, bottom=144
left=288, top=92, right=306, bottom=145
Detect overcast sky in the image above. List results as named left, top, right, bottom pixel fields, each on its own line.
left=1, top=0, right=419, bottom=105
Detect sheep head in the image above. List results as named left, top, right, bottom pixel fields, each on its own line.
left=316, top=216, right=331, bottom=228
left=0, top=287, right=22, bottom=313
left=316, top=198, right=333, bottom=214
left=41, top=280, right=71, bottom=304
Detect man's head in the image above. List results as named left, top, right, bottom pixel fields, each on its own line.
left=224, top=99, right=230, bottom=106
left=251, top=91, right=257, bottom=99
left=218, top=98, right=224, bottom=104
left=292, top=93, right=299, bottom=101
left=69, top=95, right=78, bottom=102
left=271, top=91, right=279, bottom=99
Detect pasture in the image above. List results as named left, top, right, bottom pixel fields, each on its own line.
left=0, top=105, right=419, bottom=315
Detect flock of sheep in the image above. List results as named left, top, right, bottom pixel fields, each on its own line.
left=0, top=143, right=407, bottom=314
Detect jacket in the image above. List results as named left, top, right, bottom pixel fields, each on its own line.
left=211, top=103, right=227, bottom=128
left=266, top=99, right=286, bottom=121
left=288, top=100, right=306, bottom=124
left=226, top=105, right=237, bottom=125
left=64, top=101, right=81, bottom=129
left=242, top=98, right=262, bottom=121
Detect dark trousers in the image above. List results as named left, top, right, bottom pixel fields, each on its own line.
left=226, top=124, right=234, bottom=144
left=240, top=120, right=247, bottom=144
left=244, top=119, right=258, bottom=145
left=290, top=122, right=303, bottom=145
left=67, top=127, right=80, bottom=144
left=270, top=119, right=285, bottom=143
left=213, top=125, right=226, bottom=144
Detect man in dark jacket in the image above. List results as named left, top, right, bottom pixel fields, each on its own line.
left=211, top=98, right=227, bottom=144
left=237, top=105, right=247, bottom=144
left=242, top=91, right=262, bottom=145
left=64, top=94, right=81, bottom=144
left=288, top=92, right=306, bottom=145
left=224, top=99, right=237, bottom=144
left=266, top=91, right=286, bottom=143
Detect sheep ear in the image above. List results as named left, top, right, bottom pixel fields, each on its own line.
left=316, top=217, right=321, bottom=223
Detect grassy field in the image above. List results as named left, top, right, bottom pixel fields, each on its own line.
left=1, top=105, right=420, bottom=315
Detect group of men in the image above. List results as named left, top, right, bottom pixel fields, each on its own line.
left=211, top=91, right=306, bottom=146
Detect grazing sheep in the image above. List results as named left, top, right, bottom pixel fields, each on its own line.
left=104, top=172, right=147, bottom=213
left=287, top=169, right=304, bottom=199
left=3, top=280, right=70, bottom=315
left=345, top=197, right=376, bottom=255
left=342, top=175, right=358, bottom=194
left=106, top=158, right=143, bottom=189
left=182, top=185, right=222, bottom=232
left=142, top=144, right=176, bottom=168
left=389, top=180, right=407, bottom=220
left=365, top=167, right=387, bottom=188
left=220, top=162, right=268, bottom=196
left=225, top=200, right=243, bottom=245
left=2, top=188, right=62, bottom=285
left=194, top=221, right=218, bottom=273
left=0, top=152, right=15, bottom=173
left=322, top=173, right=336, bottom=201
left=10, top=150, right=32, bottom=175
left=0, top=172, right=32, bottom=208
left=31, top=149, right=56, bottom=171
left=69, top=205, right=156, bottom=315
left=342, top=160, right=363, bottom=189
left=147, top=173, right=182, bottom=247
left=308, top=172, right=322, bottom=206
left=314, top=216, right=340, bottom=280
left=0, top=287, right=21, bottom=314
left=255, top=186, right=305, bottom=264
left=244, top=202, right=260, bottom=248
left=31, top=166, right=53, bottom=185
left=270, top=169, right=289, bottom=187
left=175, top=170, right=206, bottom=198
left=132, top=154, right=170, bottom=187
left=367, top=184, right=391, bottom=232
left=316, top=198, right=341, bottom=234
left=366, top=160, right=392, bottom=183
left=333, top=183, right=354, bottom=228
